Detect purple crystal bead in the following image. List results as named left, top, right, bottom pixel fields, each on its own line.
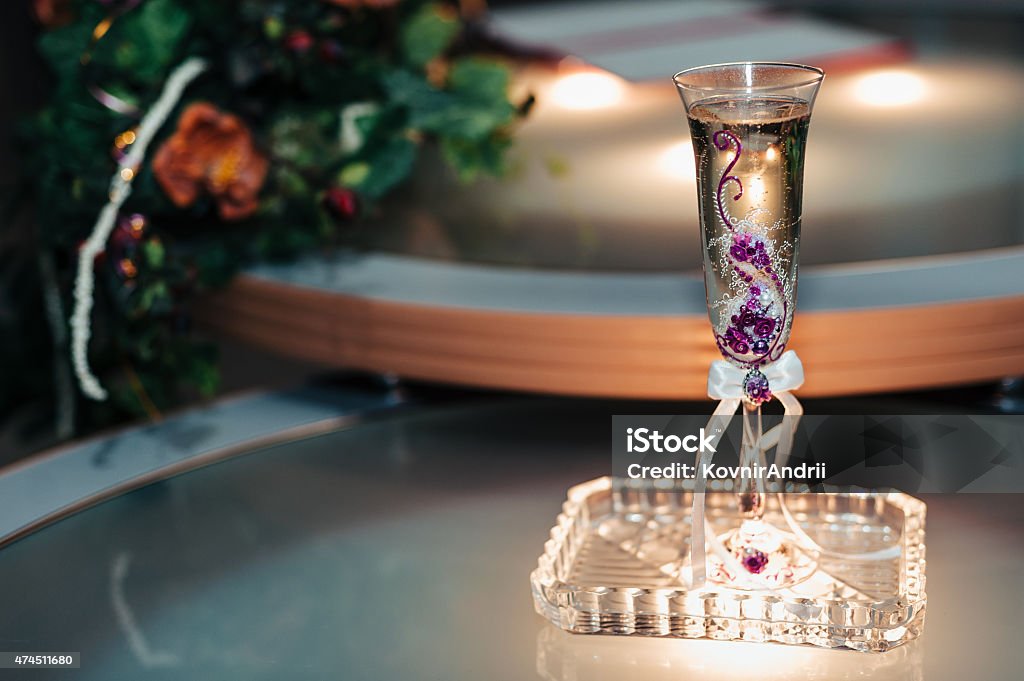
left=742, top=369, right=772, bottom=405
left=742, top=550, right=769, bottom=574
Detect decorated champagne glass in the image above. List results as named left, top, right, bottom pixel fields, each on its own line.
left=674, top=62, right=823, bottom=587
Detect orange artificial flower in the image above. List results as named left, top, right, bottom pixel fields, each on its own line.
left=152, top=102, right=268, bottom=221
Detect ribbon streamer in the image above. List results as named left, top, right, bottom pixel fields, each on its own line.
left=690, top=350, right=898, bottom=590
left=689, top=350, right=805, bottom=589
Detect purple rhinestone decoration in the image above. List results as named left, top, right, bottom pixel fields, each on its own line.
left=742, top=549, right=769, bottom=574
left=742, top=369, right=772, bottom=405
left=710, top=129, right=791, bottom=392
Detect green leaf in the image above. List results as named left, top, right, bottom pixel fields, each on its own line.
left=355, top=137, right=417, bottom=199
left=263, top=16, right=284, bottom=41
left=37, top=20, right=97, bottom=81
left=338, top=162, right=370, bottom=187
left=185, top=348, right=220, bottom=397
left=269, top=112, right=342, bottom=169
left=381, top=69, right=452, bottom=126
left=448, top=58, right=511, bottom=104
left=109, top=0, right=191, bottom=83
left=275, top=166, right=311, bottom=198
left=382, top=69, right=514, bottom=142
left=143, top=240, right=166, bottom=268
left=138, top=281, right=171, bottom=313
left=400, top=4, right=459, bottom=68
left=428, top=104, right=513, bottom=141
left=441, top=134, right=512, bottom=183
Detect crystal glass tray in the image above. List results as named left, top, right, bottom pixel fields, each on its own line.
left=531, top=477, right=926, bottom=652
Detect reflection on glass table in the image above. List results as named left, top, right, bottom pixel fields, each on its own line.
left=536, top=626, right=923, bottom=681
left=0, top=391, right=1021, bottom=680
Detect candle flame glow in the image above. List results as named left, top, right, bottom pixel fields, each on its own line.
left=853, top=70, right=927, bottom=107
left=549, top=71, right=626, bottom=110
left=747, top=174, right=766, bottom=204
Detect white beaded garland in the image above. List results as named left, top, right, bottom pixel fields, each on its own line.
left=70, top=57, right=208, bottom=401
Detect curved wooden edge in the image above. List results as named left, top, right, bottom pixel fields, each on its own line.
left=198, top=274, right=1024, bottom=399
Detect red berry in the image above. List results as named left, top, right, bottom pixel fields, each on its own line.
left=285, top=30, right=314, bottom=53
left=324, top=187, right=359, bottom=221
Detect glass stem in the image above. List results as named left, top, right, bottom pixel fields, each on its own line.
left=737, top=400, right=764, bottom=520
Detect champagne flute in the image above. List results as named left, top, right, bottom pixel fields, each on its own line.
left=674, top=62, right=823, bottom=586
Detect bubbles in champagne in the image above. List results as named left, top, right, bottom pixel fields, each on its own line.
left=688, top=96, right=810, bottom=378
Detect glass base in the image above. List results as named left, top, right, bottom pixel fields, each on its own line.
left=707, top=520, right=817, bottom=590
left=531, top=478, right=926, bottom=652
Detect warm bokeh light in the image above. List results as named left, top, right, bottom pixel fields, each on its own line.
left=658, top=140, right=696, bottom=180
left=549, top=70, right=626, bottom=110
left=746, top=174, right=766, bottom=203
left=853, top=70, right=927, bottom=107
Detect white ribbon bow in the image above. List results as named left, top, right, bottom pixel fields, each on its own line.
left=689, top=349, right=898, bottom=591
left=707, top=349, right=805, bottom=401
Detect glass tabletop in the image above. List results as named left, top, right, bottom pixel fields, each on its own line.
left=0, top=396, right=1021, bottom=680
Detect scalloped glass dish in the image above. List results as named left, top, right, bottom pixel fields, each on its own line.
left=530, top=477, right=926, bottom=652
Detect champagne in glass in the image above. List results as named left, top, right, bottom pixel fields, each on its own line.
left=674, top=63, right=823, bottom=587
left=688, top=97, right=809, bottom=390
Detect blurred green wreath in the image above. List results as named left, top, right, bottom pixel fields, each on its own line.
left=9, top=0, right=528, bottom=440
